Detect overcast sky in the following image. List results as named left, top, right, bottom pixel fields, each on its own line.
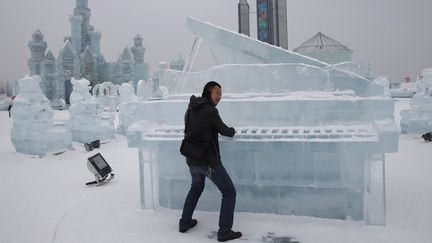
left=0, top=0, right=431, bottom=84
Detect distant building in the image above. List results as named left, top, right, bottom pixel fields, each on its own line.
left=238, top=0, right=250, bottom=36
left=256, top=0, right=288, bottom=49
left=293, top=32, right=353, bottom=65
left=27, top=0, right=149, bottom=105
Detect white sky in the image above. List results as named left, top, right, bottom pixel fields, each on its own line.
left=0, top=0, right=431, bottom=84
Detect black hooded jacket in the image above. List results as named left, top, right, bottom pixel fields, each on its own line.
left=184, top=95, right=235, bottom=168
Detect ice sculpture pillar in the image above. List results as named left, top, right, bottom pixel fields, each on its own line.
left=69, top=15, right=83, bottom=53
left=28, top=30, right=47, bottom=76
left=131, top=34, right=150, bottom=89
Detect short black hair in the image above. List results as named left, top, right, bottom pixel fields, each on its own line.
left=202, top=81, right=221, bottom=99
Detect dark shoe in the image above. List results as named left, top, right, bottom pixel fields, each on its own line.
left=217, top=230, right=242, bottom=242
left=422, top=132, right=432, bottom=141
left=179, top=219, right=197, bottom=233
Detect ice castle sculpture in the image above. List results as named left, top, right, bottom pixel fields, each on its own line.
left=10, top=76, right=72, bottom=156
left=68, top=78, right=115, bottom=143
left=124, top=18, right=399, bottom=225
left=400, top=68, right=432, bottom=133
left=27, top=0, right=150, bottom=107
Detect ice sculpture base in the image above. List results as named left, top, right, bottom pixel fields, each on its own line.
left=128, top=124, right=397, bottom=225
left=11, top=121, right=72, bottom=157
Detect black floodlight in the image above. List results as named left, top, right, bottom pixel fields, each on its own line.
left=86, top=153, right=114, bottom=186
left=421, top=132, right=432, bottom=142
left=84, top=140, right=100, bottom=152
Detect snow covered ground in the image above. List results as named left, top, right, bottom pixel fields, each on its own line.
left=0, top=99, right=431, bottom=243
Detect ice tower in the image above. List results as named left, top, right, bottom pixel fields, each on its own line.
left=81, top=46, right=97, bottom=86
left=116, top=48, right=133, bottom=84
left=28, top=30, right=47, bottom=76
left=73, top=0, right=91, bottom=52
left=57, top=41, right=80, bottom=104
left=131, top=35, right=150, bottom=89
left=40, top=51, right=64, bottom=107
left=27, top=0, right=150, bottom=106
left=89, top=26, right=101, bottom=56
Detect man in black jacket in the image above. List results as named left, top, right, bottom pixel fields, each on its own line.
left=179, top=81, right=242, bottom=242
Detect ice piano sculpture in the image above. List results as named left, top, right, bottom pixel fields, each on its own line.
left=125, top=18, right=399, bottom=225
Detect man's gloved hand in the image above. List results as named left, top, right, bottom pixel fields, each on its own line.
left=228, top=127, right=236, bottom=140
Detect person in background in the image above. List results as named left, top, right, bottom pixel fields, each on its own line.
left=8, top=103, right=12, bottom=118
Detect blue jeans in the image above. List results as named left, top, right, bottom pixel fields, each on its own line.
left=181, top=163, right=237, bottom=235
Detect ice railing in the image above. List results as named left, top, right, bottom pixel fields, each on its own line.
left=142, top=125, right=378, bottom=142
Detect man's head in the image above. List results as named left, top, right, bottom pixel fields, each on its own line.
left=202, top=81, right=222, bottom=106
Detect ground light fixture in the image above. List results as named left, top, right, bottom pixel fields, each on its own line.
left=422, top=132, right=432, bottom=142
left=86, top=153, right=114, bottom=186
left=84, top=140, right=100, bottom=152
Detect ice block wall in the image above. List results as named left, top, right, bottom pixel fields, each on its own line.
left=138, top=136, right=385, bottom=221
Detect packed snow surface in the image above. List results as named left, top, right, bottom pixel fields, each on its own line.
left=0, top=99, right=431, bottom=242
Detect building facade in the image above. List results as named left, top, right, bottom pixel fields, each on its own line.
left=238, top=0, right=250, bottom=36
left=256, top=0, right=288, bottom=49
